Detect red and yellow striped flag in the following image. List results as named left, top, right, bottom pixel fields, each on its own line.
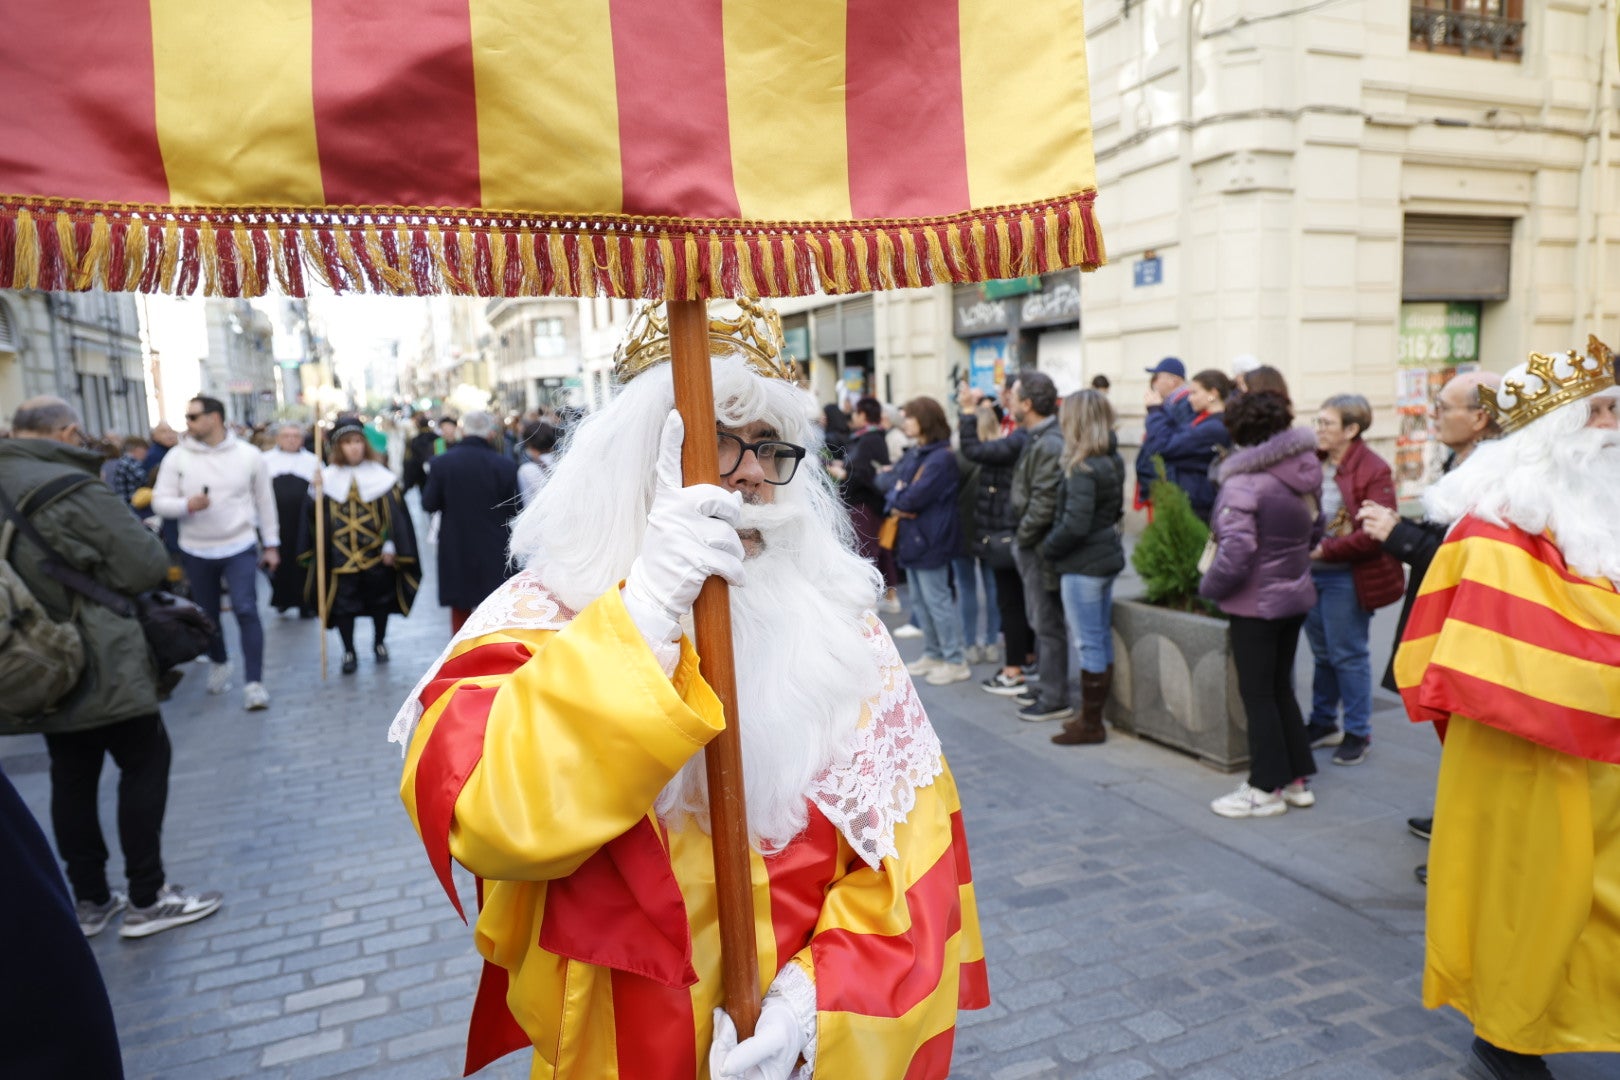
left=1395, top=516, right=1620, bottom=764
left=0, top=0, right=1103, bottom=300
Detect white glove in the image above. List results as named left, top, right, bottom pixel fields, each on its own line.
left=709, top=998, right=805, bottom=1080
left=621, top=413, right=746, bottom=670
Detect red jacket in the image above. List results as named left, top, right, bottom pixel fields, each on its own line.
left=1317, top=438, right=1405, bottom=611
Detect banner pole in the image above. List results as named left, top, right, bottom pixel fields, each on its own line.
left=668, top=298, right=760, bottom=1039
left=313, top=407, right=328, bottom=682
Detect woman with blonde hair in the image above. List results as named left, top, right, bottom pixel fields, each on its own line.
left=1039, top=390, right=1126, bottom=745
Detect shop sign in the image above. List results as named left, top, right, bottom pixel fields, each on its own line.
left=984, top=276, right=1042, bottom=299
left=782, top=326, right=810, bottom=362
left=954, top=295, right=1010, bottom=337
left=969, top=337, right=1008, bottom=395
left=1020, top=280, right=1080, bottom=328
left=1397, top=303, right=1479, bottom=366
left=1393, top=302, right=1482, bottom=506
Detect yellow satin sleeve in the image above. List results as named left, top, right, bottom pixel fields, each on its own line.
left=438, top=588, right=725, bottom=883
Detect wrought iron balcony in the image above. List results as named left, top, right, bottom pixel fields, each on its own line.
left=1410, top=5, right=1525, bottom=60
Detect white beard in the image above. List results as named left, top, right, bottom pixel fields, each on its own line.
left=1425, top=420, right=1620, bottom=582
left=655, top=500, right=883, bottom=852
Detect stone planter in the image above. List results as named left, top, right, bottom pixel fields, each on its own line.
left=1106, top=598, right=1248, bottom=771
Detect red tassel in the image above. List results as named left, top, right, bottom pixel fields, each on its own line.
left=217, top=227, right=240, bottom=297
left=501, top=232, right=521, bottom=297
left=36, top=216, right=63, bottom=292
left=409, top=229, right=434, bottom=294
left=0, top=212, right=15, bottom=287
left=280, top=227, right=307, bottom=297
left=174, top=227, right=201, bottom=295
left=252, top=228, right=272, bottom=294
left=105, top=219, right=127, bottom=292
left=350, top=227, right=382, bottom=293
left=137, top=223, right=162, bottom=293
left=471, top=230, right=494, bottom=296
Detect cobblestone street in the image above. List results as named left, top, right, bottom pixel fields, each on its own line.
left=3, top=521, right=1612, bottom=1080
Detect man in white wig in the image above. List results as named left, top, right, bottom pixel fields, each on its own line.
left=1395, top=336, right=1620, bottom=1080
left=393, top=300, right=988, bottom=1080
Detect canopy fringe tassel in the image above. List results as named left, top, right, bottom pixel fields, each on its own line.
left=0, top=193, right=1104, bottom=299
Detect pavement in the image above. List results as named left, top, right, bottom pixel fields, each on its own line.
left=2, top=521, right=1613, bottom=1080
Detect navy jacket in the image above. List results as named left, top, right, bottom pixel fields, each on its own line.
left=1154, top=411, right=1232, bottom=522
left=1136, top=387, right=1196, bottom=495
left=421, top=436, right=520, bottom=610
left=885, top=441, right=961, bottom=571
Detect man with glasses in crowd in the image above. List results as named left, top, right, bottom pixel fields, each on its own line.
left=391, top=302, right=986, bottom=1079
left=151, top=396, right=280, bottom=711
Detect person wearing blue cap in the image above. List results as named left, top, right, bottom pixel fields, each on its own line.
left=1134, top=357, right=1196, bottom=511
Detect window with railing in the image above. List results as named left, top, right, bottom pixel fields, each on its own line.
left=1411, top=0, right=1524, bottom=60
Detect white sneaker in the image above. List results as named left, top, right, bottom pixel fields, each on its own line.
left=1211, top=783, right=1288, bottom=819
left=892, top=624, right=924, bottom=640
left=206, top=662, right=233, bottom=695
left=925, top=662, right=973, bottom=686
left=963, top=644, right=983, bottom=665
left=1281, top=780, right=1315, bottom=808
left=905, top=655, right=943, bottom=676
left=879, top=594, right=903, bottom=615
left=243, top=682, right=270, bottom=711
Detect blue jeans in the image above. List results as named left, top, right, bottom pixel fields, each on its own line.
left=909, top=565, right=965, bottom=666
left=952, top=555, right=1000, bottom=648
left=1059, top=573, right=1116, bottom=674
left=1304, top=568, right=1372, bottom=738
left=183, top=547, right=265, bottom=683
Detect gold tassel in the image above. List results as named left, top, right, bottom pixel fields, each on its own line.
left=804, top=233, right=829, bottom=291
left=994, top=216, right=1013, bottom=278
left=708, top=234, right=726, bottom=296
left=828, top=234, right=850, bottom=293
left=200, top=227, right=222, bottom=296
left=1089, top=209, right=1108, bottom=267
left=599, top=231, right=615, bottom=296
left=683, top=237, right=700, bottom=300
left=782, top=235, right=799, bottom=293
left=631, top=233, right=649, bottom=297
left=334, top=227, right=364, bottom=292
left=12, top=209, right=39, bottom=290
left=574, top=232, right=597, bottom=297
left=736, top=238, right=758, bottom=297
left=121, top=217, right=148, bottom=292
left=851, top=231, right=873, bottom=292
left=658, top=234, right=679, bottom=298
left=946, top=224, right=968, bottom=279
left=266, top=225, right=292, bottom=294
left=757, top=237, right=776, bottom=296
left=158, top=218, right=181, bottom=294
left=924, top=226, right=948, bottom=282
left=874, top=230, right=898, bottom=291
left=81, top=213, right=112, bottom=291
left=234, top=223, right=262, bottom=296
left=970, top=219, right=990, bottom=278
left=488, top=230, right=508, bottom=296
left=899, top=229, right=922, bottom=288
left=546, top=232, right=571, bottom=295
left=458, top=226, right=478, bottom=294
left=1016, top=213, right=1036, bottom=276
left=300, top=222, right=334, bottom=291
left=393, top=223, right=414, bottom=287
left=1042, top=208, right=1061, bottom=272
left=517, top=231, right=540, bottom=295
left=55, top=213, right=81, bottom=289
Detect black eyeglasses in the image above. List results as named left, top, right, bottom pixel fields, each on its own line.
left=184, top=412, right=206, bottom=421
left=717, top=432, right=806, bottom=485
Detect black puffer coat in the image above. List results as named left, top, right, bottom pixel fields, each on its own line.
left=1040, top=442, right=1126, bottom=578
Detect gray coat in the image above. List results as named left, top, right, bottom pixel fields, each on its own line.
left=1011, top=415, right=1066, bottom=589
left=0, top=439, right=169, bottom=734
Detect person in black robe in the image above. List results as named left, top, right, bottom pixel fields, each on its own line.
left=262, top=423, right=320, bottom=616
left=299, top=416, right=420, bottom=674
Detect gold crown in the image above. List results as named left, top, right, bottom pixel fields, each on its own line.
left=613, top=299, right=796, bottom=385
left=1478, top=336, right=1616, bottom=436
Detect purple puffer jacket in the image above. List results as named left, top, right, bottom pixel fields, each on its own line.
left=1199, top=427, right=1324, bottom=619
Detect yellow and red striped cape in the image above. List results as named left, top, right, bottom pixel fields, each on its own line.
left=1395, top=515, right=1620, bottom=1054
left=399, top=583, right=988, bottom=1078
left=1396, top=515, right=1620, bottom=761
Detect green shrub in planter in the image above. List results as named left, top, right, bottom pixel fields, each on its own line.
left=1131, top=458, right=1214, bottom=614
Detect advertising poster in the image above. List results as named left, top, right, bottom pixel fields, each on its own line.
left=1395, top=302, right=1481, bottom=505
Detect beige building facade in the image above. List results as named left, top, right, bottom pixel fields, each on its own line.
left=1081, top=0, right=1619, bottom=472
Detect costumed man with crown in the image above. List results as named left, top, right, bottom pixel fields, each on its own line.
left=301, top=415, right=420, bottom=675
left=391, top=302, right=988, bottom=1080
left=1395, top=337, right=1620, bottom=1080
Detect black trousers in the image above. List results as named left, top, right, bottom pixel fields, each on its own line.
left=991, top=565, right=1033, bottom=666
left=1014, top=546, right=1069, bottom=707
left=43, top=712, right=170, bottom=909
left=0, top=763, right=124, bottom=1077
left=1228, top=614, right=1316, bottom=792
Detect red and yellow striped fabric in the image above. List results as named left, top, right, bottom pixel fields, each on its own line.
left=1395, top=515, right=1620, bottom=764
left=399, top=586, right=988, bottom=1078
left=0, top=0, right=1102, bottom=299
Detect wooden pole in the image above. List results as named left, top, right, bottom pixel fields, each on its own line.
left=667, top=298, right=760, bottom=1039
left=313, top=407, right=328, bottom=681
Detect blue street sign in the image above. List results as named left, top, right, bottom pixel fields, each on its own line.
left=1133, top=257, right=1162, bottom=287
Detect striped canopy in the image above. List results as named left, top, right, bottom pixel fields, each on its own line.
left=0, top=0, right=1103, bottom=299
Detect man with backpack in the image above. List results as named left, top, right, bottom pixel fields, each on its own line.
left=0, top=397, right=222, bottom=939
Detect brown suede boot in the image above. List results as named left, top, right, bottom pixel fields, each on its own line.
left=1052, top=670, right=1110, bottom=745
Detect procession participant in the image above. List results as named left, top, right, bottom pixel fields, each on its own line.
left=302, top=416, right=419, bottom=675
left=392, top=302, right=988, bottom=1080
left=263, top=422, right=320, bottom=617
left=1396, top=336, right=1620, bottom=1079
